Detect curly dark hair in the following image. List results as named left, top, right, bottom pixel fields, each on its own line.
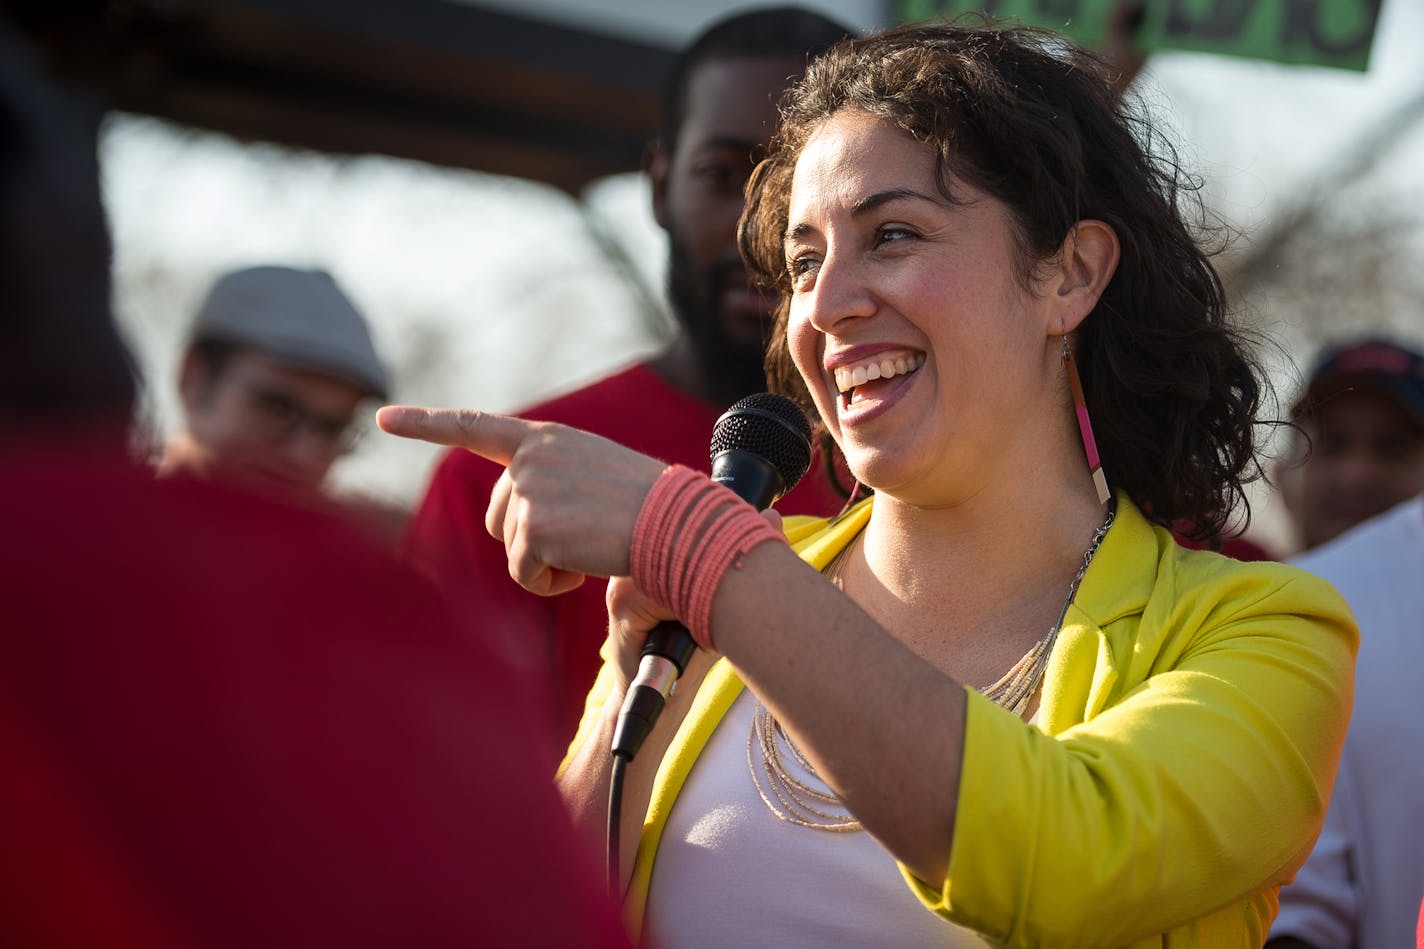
left=739, top=20, right=1264, bottom=539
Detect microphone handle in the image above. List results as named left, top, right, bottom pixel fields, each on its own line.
left=643, top=620, right=699, bottom=672
left=610, top=622, right=697, bottom=760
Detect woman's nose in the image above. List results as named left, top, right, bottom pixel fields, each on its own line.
left=802, top=248, right=875, bottom=334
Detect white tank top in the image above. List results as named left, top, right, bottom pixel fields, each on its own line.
left=643, top=690, right=992, bottom=948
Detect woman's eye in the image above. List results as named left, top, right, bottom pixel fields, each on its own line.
left=874, top=225, right=914, bottom=247
left=787, top=254, right=820, bottom=284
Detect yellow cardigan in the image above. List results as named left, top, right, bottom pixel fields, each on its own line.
left=565, top=495, right=1357, bottom=948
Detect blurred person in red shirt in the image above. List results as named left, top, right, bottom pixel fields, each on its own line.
left=404, top=7, right=857, bottom=752
left=0, top=26, right=629, bottom=949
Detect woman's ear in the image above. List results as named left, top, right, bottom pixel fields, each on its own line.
left=1050, top=219, right=1120, bottom=335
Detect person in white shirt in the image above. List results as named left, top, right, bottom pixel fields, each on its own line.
left=1269, top=492, right=1424, bottom=948
left=1270, top=338, right=1424, bottom=948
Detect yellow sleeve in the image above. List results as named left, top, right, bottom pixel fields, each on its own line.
left=905, top=570, right=1357, bottom=947
left=557, top=637, right=618, bottom=778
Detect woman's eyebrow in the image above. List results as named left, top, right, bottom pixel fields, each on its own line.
left=849, top=187, right=939, bottom=215
left=785, top=186, right=946, bottom=243
left=785, top=184, right=952, bottom=249
left=784, top=221, right=816, bottom=245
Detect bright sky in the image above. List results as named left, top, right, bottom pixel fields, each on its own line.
left=1145, top=0, right=1423, bottom=226
left=99, top=0, right=1424, bottom=551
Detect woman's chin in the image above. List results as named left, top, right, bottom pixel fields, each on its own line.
left=842, top=450, right=917, bottom=499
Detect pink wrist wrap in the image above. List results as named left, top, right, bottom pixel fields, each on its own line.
left=629, top=465, right=788, bottom=652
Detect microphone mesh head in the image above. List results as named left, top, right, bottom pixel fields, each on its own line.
left=710, top=393, right=814, bottom=493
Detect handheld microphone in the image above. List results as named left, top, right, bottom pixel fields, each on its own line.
left=610, top=393, right=814, bottom=761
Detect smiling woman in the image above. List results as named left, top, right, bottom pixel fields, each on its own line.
left=380, top=20, right=1358, bottom=949
left=776, top=107, right=1111, bottom=506
left=743, top=23, right=1262, bottom=541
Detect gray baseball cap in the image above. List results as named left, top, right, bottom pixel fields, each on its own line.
left=190, top=265, right=390, bottom=399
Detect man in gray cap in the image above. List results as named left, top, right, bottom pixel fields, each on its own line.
left=160, top=265, right=389, bottom=495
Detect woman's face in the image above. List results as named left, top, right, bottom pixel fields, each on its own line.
left=784, top=109, right=1065, bottom=506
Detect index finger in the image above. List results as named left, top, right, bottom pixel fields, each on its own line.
left=376, top=405, right=534, bottom=466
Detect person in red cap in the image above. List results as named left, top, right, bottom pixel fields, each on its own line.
left=1268, top=339, right=1424, bottom=948
left=1278, top=337, right=1424, bottom=552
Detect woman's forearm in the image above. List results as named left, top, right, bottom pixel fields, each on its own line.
left=709, top=541, right=967, bottom=885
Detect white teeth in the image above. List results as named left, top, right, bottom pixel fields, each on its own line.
left=834, top=352, right=923, bottom=393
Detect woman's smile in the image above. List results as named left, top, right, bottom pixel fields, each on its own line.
left=829, top=348, right=926, bottom=413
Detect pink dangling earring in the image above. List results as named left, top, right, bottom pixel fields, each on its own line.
left=833, top=479, right=868, bottom=522
left=1063, top=336, right=1110, bottom=504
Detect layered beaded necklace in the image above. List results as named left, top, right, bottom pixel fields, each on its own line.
left=747, top=503, right=1116, bottom=832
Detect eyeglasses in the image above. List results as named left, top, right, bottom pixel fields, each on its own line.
left=242, top=382, right=363, bottom=455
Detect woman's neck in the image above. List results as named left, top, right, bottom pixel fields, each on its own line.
left=851, top=471, right=1110, bottom=659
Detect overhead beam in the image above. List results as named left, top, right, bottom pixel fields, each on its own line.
left=11, top=0, right=676, bottom=192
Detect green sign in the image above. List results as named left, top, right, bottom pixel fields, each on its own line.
left=894, top=0, right=1382, bottom=72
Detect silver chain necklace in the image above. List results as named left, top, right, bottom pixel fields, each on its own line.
left=748, top=503, right=1116, bottom=832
